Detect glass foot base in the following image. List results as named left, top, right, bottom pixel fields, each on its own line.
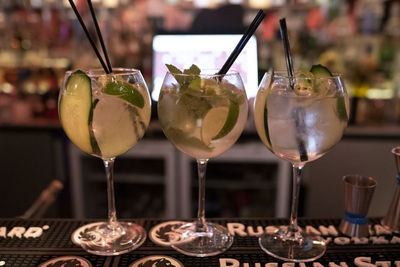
left=71, top=221, right=146, bottom=256
left=170, top=222, right=233, bottom=257
left=259, top=230, right=326, bottom=262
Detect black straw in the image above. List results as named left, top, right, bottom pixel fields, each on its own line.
left=279, top=18, right=294, bottom=89
left=86, top=0, right=113, bottom=73
left=279, top=18, right=308, bottom=162
left=218, top=9, right=265, bottom=75
left=68, top=0, right=110, bottom=74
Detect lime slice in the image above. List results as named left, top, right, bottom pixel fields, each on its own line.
left=201, top=106, right=229, bottom=145
left=213, top=100, right=239, bottom=140
left=59, top=70, right=95, bottom=155
left=92, top=96, right=142, bottom=158
left=104, top=81, right=145, bottom=108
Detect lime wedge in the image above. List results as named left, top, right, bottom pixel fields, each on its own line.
left=104, top=81, right=144, bottom=108
left=201, top=106, right=229, bottom=145
left=213, top=101, right=239, bottom=140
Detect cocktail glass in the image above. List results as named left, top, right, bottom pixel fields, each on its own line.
left=254, top=71, right=349, bottom=261
left=158, top=70, right=248, bottom=256
left=59, top=68, right=151, bottom=255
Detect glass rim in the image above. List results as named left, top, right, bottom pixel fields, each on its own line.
left=264, top=70, right=342, bottom=80
left=65, top=68, right=141, bottom=77
left=167, top=69, right=240, bottom=77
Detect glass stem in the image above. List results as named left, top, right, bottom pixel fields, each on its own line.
left=196, top=159, right=208, bottom=232
left=288, top=164, right=304, bottom=233
left=104, top=158, right=119, bottom=229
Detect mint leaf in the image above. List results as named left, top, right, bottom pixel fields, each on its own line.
left=179, top=93, right=211, bottom=118
left=165, top=64, right=201, bottom=91
left=104, top=81, right=145, bottom=108
left=183, top=64, right=201, bottom=75
left=188, top=76, right=201, bottom=91
left=166, top=64, right=183, bottom=74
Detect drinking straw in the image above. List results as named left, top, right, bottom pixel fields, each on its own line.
left=86, top=0, right=113, bottom=73
left=279, top=18, right=308, bottom=162
left=68, top=0, right=110, bottom=74
left=218, top=9, right=265, bottom=75
left=279, top=18, right=294, bottom=88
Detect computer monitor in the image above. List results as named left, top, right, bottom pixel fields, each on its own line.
left=151, top=34, right=258, bottom=101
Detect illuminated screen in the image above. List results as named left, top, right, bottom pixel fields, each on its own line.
left=151, top=34, right=258, bottom=101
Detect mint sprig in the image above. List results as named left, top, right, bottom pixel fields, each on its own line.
left=104, top=81, right=144, bottom=108
left=166, top=64, right=201, bottom=91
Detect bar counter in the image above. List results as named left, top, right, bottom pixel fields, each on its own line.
left=0, top=217, right=399, bottom=266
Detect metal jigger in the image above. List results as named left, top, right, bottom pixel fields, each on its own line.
left=381, top=146, right=400, bottom=232
left=339, top=175, right=377, bottom=237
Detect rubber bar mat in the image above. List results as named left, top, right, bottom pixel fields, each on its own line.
left=0, top=218, right=399, bottom=266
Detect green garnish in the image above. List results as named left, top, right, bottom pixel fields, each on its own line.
left=166, top=64, right=201, bottom=91
left=165, top=64, right=183, bottom=74
left=309, top=64, right=348, bottom=122
left=165, top=63, right=243, bottom=143
left=104, top=81, right=144, bottom=108
left=212, top=99, right=239, bottom=140
left=179, top=92, right=212, bottom=118
left=60, top=70, right=97, bottom=155
left=263, top=70, right=273, bottom=148
left=337, top=96, right=348, bottom=122
left=263, top=104, right=271, bottom=148
left=310, top=64, right=333, bottom=77
left=88, top=98, right=99, bottom=125
left=88, top=98, right=101, bottom=156
left=183, top=64, right=201, bottom=75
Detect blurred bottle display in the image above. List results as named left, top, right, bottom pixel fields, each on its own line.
left=0, top=0, right=399, bottom=126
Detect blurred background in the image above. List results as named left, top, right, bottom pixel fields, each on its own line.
left=0, top=0, right=399, bottom=221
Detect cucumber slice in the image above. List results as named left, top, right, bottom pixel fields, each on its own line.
left=60, top=70, right=94, bottom=155
left=254, top=70, right=273, bottom=149
left=310, top=64, right=333, bottom=94
left=310, top=65, right=348, bottom=122
left=262, top=73, right=273, bottom=149
left=310, top=64, right=333, bottom=78
left=337, top=95, right=348, bottom=122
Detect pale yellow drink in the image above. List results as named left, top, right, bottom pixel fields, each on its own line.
left=58, top=68, right=150, bottom=256
left=158, top=72, right=248, bottom=160
left=59, top=69, right=151, bottom=159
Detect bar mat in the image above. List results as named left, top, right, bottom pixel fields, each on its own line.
left=0, top=218, right=399, bottom=267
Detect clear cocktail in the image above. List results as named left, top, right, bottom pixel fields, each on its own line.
left=158, top=66, right=248, bottom=256
left=254, top=67, right=349, bottom=262
left=59, top=68, right=151, bottom=255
